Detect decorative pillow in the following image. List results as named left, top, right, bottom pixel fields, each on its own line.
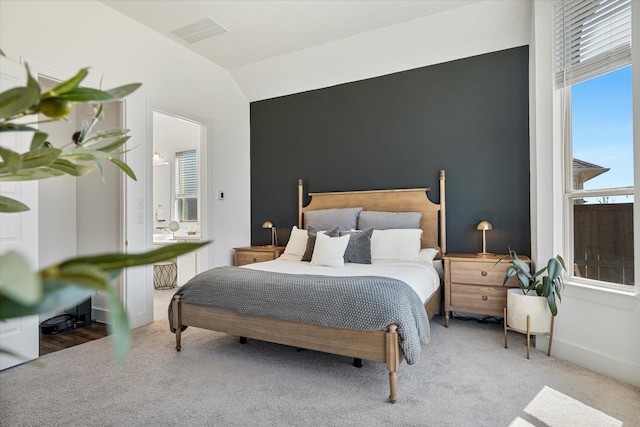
left=310, top=232, right=350, bottom=267
left=304, top=207, right=363, bottom=231
left=301, top=226, right=339, bottom=261
left=280, top=226, right=308, bottom=261
left=370, top=229, right=422, bottom=261
left=339, top=228, right=373, bottom=264
left=357, top=211, right=422, bottom=230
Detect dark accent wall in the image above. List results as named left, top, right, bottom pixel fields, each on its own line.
left=250, top=46, right=530, bottom=255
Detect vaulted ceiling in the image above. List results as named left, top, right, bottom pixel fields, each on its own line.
left=100, top=1, right=480, bottom=70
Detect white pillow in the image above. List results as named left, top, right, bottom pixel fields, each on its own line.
left=280, top=226, right=308, bottom=261
left=310, top=232, right=350, bottom=267
left=370, top=229, right=422, bottom=261
left=419, top=248, right=439, bottom=262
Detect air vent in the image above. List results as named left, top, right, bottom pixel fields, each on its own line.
left=171, top=17, right=228, bottom=44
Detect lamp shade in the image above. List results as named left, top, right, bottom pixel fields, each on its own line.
left=262, top=220, right=274, bottom=229
left=476, top=220, right=493, bottom=231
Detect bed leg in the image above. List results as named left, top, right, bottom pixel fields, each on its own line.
left=386, top=325, right=400, bottom=404
left=353, top=358, right=362, bottom=368
left=172, top=294, right=182, bottom=352
left=239, top=337, right=247, bottom=344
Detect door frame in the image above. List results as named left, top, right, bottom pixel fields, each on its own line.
left=143, top=99, right=212, bottom=315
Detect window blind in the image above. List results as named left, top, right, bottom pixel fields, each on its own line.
left=554, top=0, right=631, bottom=88
left=175, top=149, right=197, bottom=197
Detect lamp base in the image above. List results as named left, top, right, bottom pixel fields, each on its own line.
left=477, top=252, right=494, bottom=256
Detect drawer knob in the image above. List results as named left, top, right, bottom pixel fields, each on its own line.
left=252, top=257, right=257, bottom=262
left=482, top=295, right=488, bottom=301
left=481, top=270, right=488, bottom=276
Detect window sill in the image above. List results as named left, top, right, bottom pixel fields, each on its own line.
left=565, top=279, right=639, bottom=311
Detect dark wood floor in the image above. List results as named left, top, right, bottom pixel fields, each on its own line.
left=39, top=322, right=108, bottom=356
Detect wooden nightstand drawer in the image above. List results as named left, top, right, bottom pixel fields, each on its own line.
left=236, top=251, right=277, bottom=265
left=234, top=246, right=285, bottom=267
left=450, top=260, right=511, bottom=287
left=450, top=283, right=507, bottom=316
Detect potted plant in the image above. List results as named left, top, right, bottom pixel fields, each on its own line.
left=500, top=250, right=566, bottom=358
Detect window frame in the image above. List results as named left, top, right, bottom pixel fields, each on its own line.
left=562, top=80, right=634, bottom=291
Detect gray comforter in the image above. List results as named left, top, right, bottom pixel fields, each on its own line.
left=168, top=266, right=430, bottom=364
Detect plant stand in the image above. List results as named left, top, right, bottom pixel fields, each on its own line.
left=504, top=307, right=554, bottom=359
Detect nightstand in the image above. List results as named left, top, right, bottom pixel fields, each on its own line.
left=443, top=253, right=530, bottom=327
left=233, top=246, right=285, bottom=266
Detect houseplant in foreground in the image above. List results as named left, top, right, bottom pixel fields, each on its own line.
left=500, top=249, right=566, bottom=358
left=0, top=56, right=207, bottom=365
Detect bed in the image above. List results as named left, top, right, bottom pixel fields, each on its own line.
left=170, top=170, right=446, bottom=403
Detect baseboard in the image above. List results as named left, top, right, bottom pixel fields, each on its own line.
left=536, top=336, right=640, bottom=388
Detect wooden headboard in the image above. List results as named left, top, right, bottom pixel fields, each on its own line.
left=298, top=170, right=446, bottom=254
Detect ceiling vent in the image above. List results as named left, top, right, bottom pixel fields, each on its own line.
left=171, top=17, right=228, bottom=44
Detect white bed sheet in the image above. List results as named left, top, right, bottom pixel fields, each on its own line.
left=242, top=258, right=440, bottom=304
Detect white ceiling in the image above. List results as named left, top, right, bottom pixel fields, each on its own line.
left=100, top=1, right=480, bottom=70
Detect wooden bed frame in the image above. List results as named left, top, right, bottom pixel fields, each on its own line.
left=171, top=170, right=446, bottom=403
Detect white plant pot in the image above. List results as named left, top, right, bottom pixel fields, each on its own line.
left=506, top=288, right=553, bottom=335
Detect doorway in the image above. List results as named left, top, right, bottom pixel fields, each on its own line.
left=150, top=109, right=207, bottom=321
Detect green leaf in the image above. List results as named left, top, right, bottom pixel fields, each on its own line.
left=512, top=258, right=531, bottom=275
left=60, top=147, right=109, bottom=161
left=106, top=287, right=131, bottom=366
left=547, top=257, right=563, bottom=281
left=105, top=83, right=142, bottom=100
left=54, top=87, right=115, bottom=102
left=96, top=136, right=130, bottom=153
left=46, top=158, right=95, bottom=177
left=547, top=293, right=558, bottom=316
left=40, top=67, right=89, bottom=98
left=0, top=195, right=30, bottom=213
left=42, top=263, right=111, bottom=292
left=29, top=131, right=50, bottom=150
left=109, top=156, right=137, bottom=180
left=0, top=281, right=94, bottom=319
left=25, top=63, right=40, bottom=92
left=60, top=242, right=209, bottom=272
left=0, top=146, right=22, bottom=173
left=81, top=128, right=129, bottom=146
left=0, top=123, right=39, bottom=133
left=0, top=86, right=39, bottom=119
left=21, top=147, right=61, bottom=169
left=0, top=251, right=41, bottom=305
left=0, top=167, right=62, bottom=181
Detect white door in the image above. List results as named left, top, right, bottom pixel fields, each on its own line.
left=0, top=57, right=40, bottom=370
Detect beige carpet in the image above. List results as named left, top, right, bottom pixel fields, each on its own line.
left=1, top=316, right=638, bottom=426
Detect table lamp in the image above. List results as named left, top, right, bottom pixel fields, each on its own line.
left=476, top=220, right=493, bottom=255
left=262, top=220, right=277, bottom=246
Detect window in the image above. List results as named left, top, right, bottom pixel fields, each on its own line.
left=175, top=149, right=198, bottom=222
left=555, top=0, right=633, bottom=287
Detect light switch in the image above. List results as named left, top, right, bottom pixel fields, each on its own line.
left=218, top=190, right=225, bottom=200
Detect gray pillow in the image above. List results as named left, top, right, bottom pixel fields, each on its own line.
left=357, top=211, right=422, bottom=230
left=302, top=226, right=339, bottom=261
left=340, top=228, right=373, bottom=264
left=304, top=207, right=363, bottom=231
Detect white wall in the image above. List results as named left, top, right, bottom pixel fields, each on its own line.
left=232, top=0, right=531, bottom=102
left=0, top=0, right=251, bottom=327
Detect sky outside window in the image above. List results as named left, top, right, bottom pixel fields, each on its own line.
left=571, top=66, right=633, bottom=200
